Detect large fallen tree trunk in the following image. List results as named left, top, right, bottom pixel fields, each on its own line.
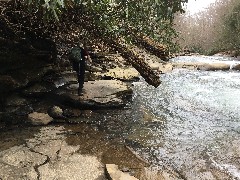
left=82, top=27, right=162, bottom=87
left=109, top=40, right=161, bottom=88
left=135, top=35, right=169, bottom=61
left=126, top=27, right=169, bottom=61
left=1, top=2, right=162, bottom=87
left=80, top=23, right=164, bottom=87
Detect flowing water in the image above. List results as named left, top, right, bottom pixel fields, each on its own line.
left=94, top=56, right=240, bottom=179
left=1, top=56, right=240, bottom=179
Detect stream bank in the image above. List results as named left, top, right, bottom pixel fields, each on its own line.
left=2, top=44, right=240, bottom=179
left=0, top=123, right=150, bottom=179
left=0, top=35, right=176, bottom=179
left=2, top=26, right=240, bottom=179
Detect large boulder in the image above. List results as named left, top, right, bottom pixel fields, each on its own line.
left=0, top=33, right=56, bottom=95
left=0, top=65, right=54, bottom=94
left=172, top=62, right=199, bottom=70
left=198, top=63, right=230, bottom=71
left=48, top=106, right=65, bottom=119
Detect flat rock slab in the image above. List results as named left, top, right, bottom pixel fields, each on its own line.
left=0, top=126, right=105, bottom=180
left=53, top=80, right=132, bottom=109
left=172, top=62, right=231, bottom=71
left=95, top=67, right=140, bottom=81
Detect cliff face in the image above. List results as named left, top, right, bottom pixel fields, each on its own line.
left=0, top=25, right=139, bottom=128
left=0, top=16, right=58, bottom=124
left=0, top=31, right=56, bottom=94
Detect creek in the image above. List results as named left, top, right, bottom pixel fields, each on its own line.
left=1, top=55, right=240, bottom=179
left=93, top=56, right=240, bottom=179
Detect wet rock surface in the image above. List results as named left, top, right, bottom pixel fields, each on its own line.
left=52, top=79, right=132, bottom=109
left=0, top=125, right=105, bottom=180
left=0, top=124, right=150, bottom=180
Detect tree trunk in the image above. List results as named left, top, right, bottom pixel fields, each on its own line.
left=135, top=35, right=169, bottom=61
left=80, top=21, right=162, bottom=87
left=127, top=27, right=169, bottom=61
left=109, top=40, right=161, bottom=88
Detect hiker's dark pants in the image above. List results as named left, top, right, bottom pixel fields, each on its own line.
left=72, top=60, right=85, bottom=92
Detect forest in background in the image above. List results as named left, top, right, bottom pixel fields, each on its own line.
left=174, top=0, right=240, bottom=55
left=3, top=0, right=240, bottom=59
left=0, top=0, right=189, bottom=87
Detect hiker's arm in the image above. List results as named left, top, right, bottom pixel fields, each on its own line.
left=83, top=49, right=92, bottom=63
left=86, top=55, right=92, bottom=63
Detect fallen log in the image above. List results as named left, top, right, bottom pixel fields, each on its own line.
left=127, top=27, right=169, bottom=61
left=80, top=24, right=162, bottom=87
left=109, top=40, right=161, bottom=88
left=0, top=2, right=162, bottom=88
left=136, top=35, right=169, bottom=61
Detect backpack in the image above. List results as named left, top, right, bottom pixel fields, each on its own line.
left=69, top=47, right=82, bottom=63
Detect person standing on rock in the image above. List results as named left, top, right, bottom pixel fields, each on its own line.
left=69, top=43, right=92, bottom=95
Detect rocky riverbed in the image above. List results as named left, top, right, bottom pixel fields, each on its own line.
left=0, top=123, right=151, bottom=179
left=0, top=42, right=174, bottom=179
left=2, top=40, right=240, bottom=179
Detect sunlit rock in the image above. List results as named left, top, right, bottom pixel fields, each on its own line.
left=48, top=106, right=65, bottom=119
left=172, top=62, right=231, bottom=71
left=149, top=62, right=161, bottom=70
left=198, top=63, right=230, bottom=71
left=28, top=112, right=53, bottom=125
left=158, top=63, right=173, bottom=73
left=95, top=67, right=139, bottom=81
left=105, top=164, right=138, bottom=180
